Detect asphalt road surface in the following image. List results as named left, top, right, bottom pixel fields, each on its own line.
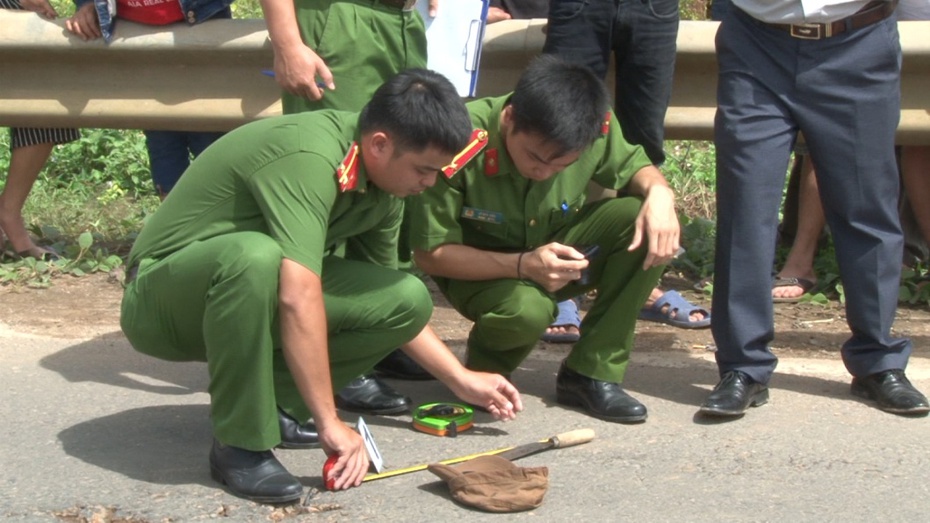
left=2, top=320, right=929, bottom=522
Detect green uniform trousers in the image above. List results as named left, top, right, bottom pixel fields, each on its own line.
left=284, top=0, right=428, bottom=115
left=120, top=232, right=431, bottom=451
left=437, top=198, right=665, bottom=383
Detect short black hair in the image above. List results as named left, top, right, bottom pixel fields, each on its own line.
left=509, top=55, right=610, bottom=156
left=359, top=69, right=472, bottom=156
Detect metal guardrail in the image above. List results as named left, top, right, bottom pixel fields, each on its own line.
left=0, top=11, right=276, bottom=132
left=478, top=18, right=930, bottom=144
left=2, top=11, right=929, bottom=142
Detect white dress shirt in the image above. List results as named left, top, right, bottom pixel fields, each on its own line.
left=732, top=0, right=885, bottom=23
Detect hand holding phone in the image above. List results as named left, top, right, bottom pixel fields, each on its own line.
left=574, top=244, right=600, bottom=285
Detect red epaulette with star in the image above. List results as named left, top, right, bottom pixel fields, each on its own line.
left=442, top=129, right=489, bottom=178
left=602, top=111, right=611, bottom=135
left=336, top=142, right=359, bottom=192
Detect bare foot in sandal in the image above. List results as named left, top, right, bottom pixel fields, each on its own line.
left=771, top=272, right=816, bottom=303
left=0, top=204, right=57, bottom=260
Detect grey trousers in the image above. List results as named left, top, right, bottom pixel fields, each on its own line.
left=711, top=7, right=911, bottom=383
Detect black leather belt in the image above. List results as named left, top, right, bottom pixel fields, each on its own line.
left=759, top=0, right=897, bottom=40
left=376, top=0, right=417, bottom=11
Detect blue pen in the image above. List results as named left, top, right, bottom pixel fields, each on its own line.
left=261, top=69, right=328, bottom=90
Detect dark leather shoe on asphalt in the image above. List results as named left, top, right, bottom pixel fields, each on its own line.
left=209, top=439, right=303, bottom=504
left=699, top=370, right=769, bottom=417
left=851, top=369, right=930, bottom=415
left=276, top=408, right=320, bottom=449
left=555, top=363, right=647, bottom=423
left=335, top=374, right=411, bottom=415
left=374, top=349, right=435, bottom=381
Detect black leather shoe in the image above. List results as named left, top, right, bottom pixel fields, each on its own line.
left=277, top=408, right=320, bottom=449
left=209, top=439, right=303, bottom=504
left=335, top=375, right=411, bottom=415
left=851, top=369, right=930, bottom=415
left=699, top=370, right=769, bottom=417
left=374, top=349, right=435, bottom=381
left=555, top=363, right=647, bottom=423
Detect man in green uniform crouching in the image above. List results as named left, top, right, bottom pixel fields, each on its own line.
left=120, top=69, right=522, bottom=504
left=409, top=55, right=680, bottom=424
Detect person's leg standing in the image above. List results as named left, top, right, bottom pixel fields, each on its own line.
left=546, top=0, right=706, bottom=328
left=709, top=0, right=730, bottom=21
left=285, top=0, right=427, bottom=115
left=144, top=130, right=191, bottom=198
left=709, top=9, right=799, bottom=398
left=541, top=0, right=619, bottom=341
left=793, top=15, right=911, bottom=378
left=1, top=128, right=78, bottom=258
left=186, top=131, right=225, bottom=161
left=542, top=0, right=615, bottom=79
left=612, top=0, right=679, bottom=166
left=143, top=131, right=223, bottom=198
left=901, top=145, right=930, bottom=246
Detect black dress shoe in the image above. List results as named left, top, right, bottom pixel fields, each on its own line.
left=335, top=375, right=411, bottom=415
left=699, top=370, right=769, bottom=417
left=209, top=439, right=303, bottom=504
left=277, top=408, right=320, bottom=449
left=374, top=349, right=435, bottom=381
left=555, top=363, right=647, bottom=423
left=851, top=369, right=930, bottom=415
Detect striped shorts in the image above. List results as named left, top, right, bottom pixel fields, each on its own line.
left=9, top=128, right=80, bottom=149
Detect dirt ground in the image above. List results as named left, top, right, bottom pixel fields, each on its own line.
left=3, top=271, right=930, bottom=361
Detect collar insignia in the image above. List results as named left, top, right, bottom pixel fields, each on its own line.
left=442, top=129, right=489, bottom=178
left=337, top=142, right=359, bottom=192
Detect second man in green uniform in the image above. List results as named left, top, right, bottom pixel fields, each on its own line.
left=409, top=56, right=681, bottom=423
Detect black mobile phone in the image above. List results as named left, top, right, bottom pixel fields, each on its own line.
left=575, top=244, right=600, bottom=285
left=578, top=244, right=601, bottom=260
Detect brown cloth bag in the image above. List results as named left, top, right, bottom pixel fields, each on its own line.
left=427, top=455, right=549, bottom=512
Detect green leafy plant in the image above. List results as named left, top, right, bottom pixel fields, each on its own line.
left=664, top=141, right=716, bottom=221
left=0, top=232, right=124, bottom=287
left=899, top=264, right=930, bottom=306
left=231, top=0, right=264, bottom=19
left=672, top=215, right=716, bottom=279
left=682, top=1, right=711, bottom=21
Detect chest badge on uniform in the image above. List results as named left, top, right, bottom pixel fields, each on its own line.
left=442, top=129, right=489, bottom=178
left=461, top=206, right=504, bottom=225
left=337, top=142, right=359, bottom=192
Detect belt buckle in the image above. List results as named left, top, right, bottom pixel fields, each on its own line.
left=789, top=23, right=829, bottom=40
left=403, top=0, right=417, bottom=11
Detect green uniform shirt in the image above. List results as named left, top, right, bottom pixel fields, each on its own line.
left=128, top=110, right=402, bottom=275
left=409, top=95, right=653, bottom=253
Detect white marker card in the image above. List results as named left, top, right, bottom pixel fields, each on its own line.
left=357, top=417, right=384, bottom=473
